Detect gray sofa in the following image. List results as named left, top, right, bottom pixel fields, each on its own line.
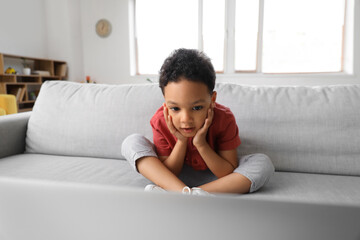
left=1, top=81, right=360, bottom=239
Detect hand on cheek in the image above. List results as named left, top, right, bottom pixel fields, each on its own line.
left=163, top=103, right=187, bottom=142
left=193, top=106, right=214, bottom=149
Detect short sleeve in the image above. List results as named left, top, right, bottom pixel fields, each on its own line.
left=150, top=108, right=174, bottom=157
left=215, top=109, right=241, bottom=151
left=152, top=127, right=172, bottom=156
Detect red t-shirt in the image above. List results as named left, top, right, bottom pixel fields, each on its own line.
left=150, top=103, right=241, bottom=171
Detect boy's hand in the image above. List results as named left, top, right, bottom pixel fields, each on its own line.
left=193, top=104, right=214, bottom=149
left=163, top=104, right=187, bottom=142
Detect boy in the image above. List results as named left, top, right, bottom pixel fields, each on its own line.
left=122, top=49, right=274, bottom=195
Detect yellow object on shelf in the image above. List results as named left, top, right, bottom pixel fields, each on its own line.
left=0, top=94, right=18, bottom=115
left=5, top=67, right=17, bottom=74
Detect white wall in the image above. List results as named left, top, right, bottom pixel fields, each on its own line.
left=80, top=0, right=131, bottom=84
left=1, top=0, right=360, bottom=86
left=0, top=0, right=83, bottom=81
left=0, top=0, right=47, bottom=58
left=44, top=0, right=84, bottom=82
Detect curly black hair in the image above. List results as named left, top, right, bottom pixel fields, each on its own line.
left=159, top=48, right=216, bottom=94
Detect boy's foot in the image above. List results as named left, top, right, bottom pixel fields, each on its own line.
left=145, top=185, right=212, bottom=196
left=182, top=186, right=192, bottom=195
left=182, top=186, right=212, bottom=196
left=191, top=187, right=212, bottom=196
left=144, top=184, right=166, bottom=192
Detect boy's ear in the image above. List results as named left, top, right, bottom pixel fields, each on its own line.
left=211, top=91, right=217, bottom=105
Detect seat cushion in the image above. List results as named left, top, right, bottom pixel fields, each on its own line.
left=242, top=171, right=360, bottom=205
left=0, top=153, right=151, bottom=188
left=1, top=154, right=359, bottom=205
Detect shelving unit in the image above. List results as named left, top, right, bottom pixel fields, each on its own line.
left=0, top=53, right=67, bottom=112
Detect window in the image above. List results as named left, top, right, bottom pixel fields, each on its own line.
left=135, top=0, right=198, bottom=75
left=235, top=0, right=260, bottom=71
left=202, top=1, right=225, bottom=72
left=261, top=0, right=345, bottom=73
left=133, top=0, right=347, bottom=75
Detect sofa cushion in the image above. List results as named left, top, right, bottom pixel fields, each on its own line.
left=26, top=81, right=163, bottom=159
left=1, top=154, right=359, bottom=205
left=241, top=171, right=360, bottom=206
left=0, top=153, right=151, bottom=187
left=216, top=84, right=360, bottom=176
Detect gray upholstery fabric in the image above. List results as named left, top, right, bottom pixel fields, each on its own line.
left=0, top=154, right=150, bottom=188
left=26, top=81, right=163, bottom=159
left=1, top=154, right=359, bottom=205
left=216, top=84, right=360, bottom=176
left=0, top=112, right=30, bottom=158
left=241, top=171, right=360, bottom=205
left=25, top=81, right=360, bottom=176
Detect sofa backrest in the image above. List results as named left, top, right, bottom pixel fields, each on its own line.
left=26, top=81, right=163, bottom=160
left=216, top=83, right=360, bottom=176
left=26, top=81, right=360, bottom=176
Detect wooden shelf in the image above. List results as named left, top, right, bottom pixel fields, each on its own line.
left=21, top=100, right=36, bottom=104
left=0, top=53, right=68, bottom=112
left=18, top=108, right=33, bottom=113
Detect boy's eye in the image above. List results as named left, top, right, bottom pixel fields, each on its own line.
left=193, top=106, right=203, bottom=111
left=170, top=107, right=180, bottom=112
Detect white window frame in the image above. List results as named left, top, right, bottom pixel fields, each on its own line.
left=130, top=0, right=357, bottom=85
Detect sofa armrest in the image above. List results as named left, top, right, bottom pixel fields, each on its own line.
left=0, top=112, right=31, bottom=158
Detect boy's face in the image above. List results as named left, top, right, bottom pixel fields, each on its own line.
left=163, top=78, right=216, bottom=138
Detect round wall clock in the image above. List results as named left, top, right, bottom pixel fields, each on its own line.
left=95, top=19, right=112, bottom=38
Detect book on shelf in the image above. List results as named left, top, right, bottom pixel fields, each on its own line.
left=15, top=88, right=22, bottom=101
left=8, top=87, right=25, bottom=102
left=33, top=70, right=50, bottom=76
left=19, top=87, right=26, bottom=101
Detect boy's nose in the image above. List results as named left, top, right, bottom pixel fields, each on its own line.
left=181, top=111, right=193, bottom=123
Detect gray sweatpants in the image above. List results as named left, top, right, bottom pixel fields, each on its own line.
left=121, top=133, right=274, bottom=193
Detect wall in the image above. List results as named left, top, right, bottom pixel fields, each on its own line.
left=0, top=0, right=83, bottom=81
left=0, top=0, right=47, bottom=58
left=44, top=0, right=84, bottom=82
left=80, top=0, right=131, bottom=84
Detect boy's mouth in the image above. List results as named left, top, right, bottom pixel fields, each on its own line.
left=181, top=127, right=195, bottom=134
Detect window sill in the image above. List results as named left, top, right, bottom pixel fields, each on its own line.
left=130, top=72, right=358, bottom=86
